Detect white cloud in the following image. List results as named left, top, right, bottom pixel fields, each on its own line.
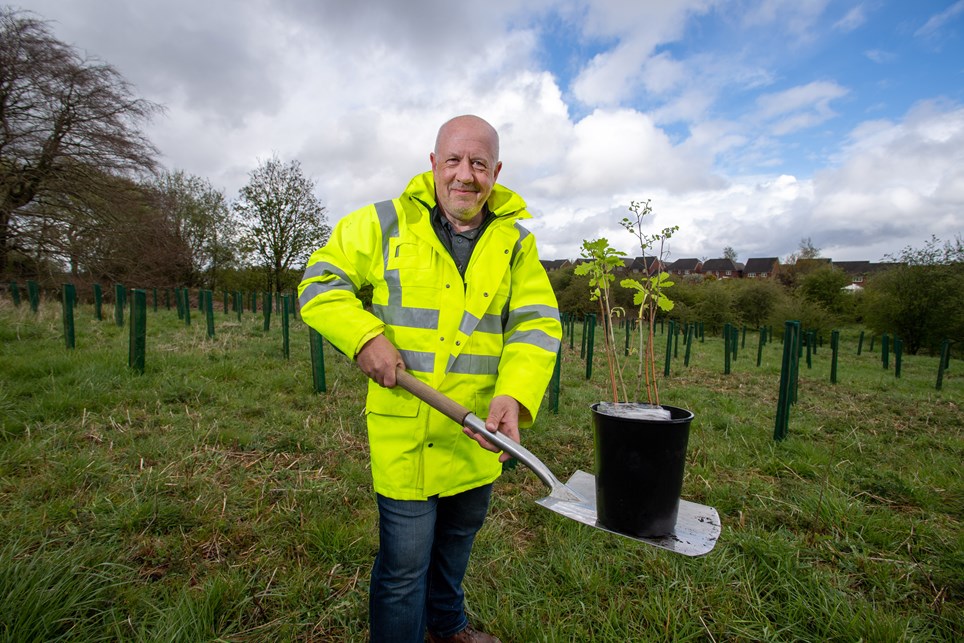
left=640, top=52, right=689, bottom=95
left=755, top=81, right=849, bottom=134
left=865, top=49, right=896, bottom=64
left=806, top=101, right=964, bottom=252
left=756, top=81, right=847, bottom=118
left=740, top=0, right=832, bottom=38
left=571, top=38, right=653, bottom=107
left=833, top=5, right=867, bottom=32
left=528, top=108, right=722, bottom=201
left=569, top=0, right=715, bottom=107
left=651, top=89, right=717, bottom=126
left=914, top=0, right=964, bottom=38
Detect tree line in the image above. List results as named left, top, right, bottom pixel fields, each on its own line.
left=1, top=7, right=329, bottom=297
left=549, top=235, right=964, bottom=357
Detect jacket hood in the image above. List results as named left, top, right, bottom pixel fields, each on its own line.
left=404, top=171, right=531, bottom=220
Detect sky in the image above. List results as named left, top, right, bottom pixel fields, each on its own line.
left=13, top=0, right=964, bottom=263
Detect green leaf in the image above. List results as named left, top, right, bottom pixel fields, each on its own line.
left=619, top=278, right=643, bottom=291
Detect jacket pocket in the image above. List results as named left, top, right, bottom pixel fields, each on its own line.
left=366, top=379, right=421, bottom=417
left=388, top=240, right=443, bottom=291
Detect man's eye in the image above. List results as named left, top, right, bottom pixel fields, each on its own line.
left=473, top=161, right=486, bottom=169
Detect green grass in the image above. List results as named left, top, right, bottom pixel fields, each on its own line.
left=0, top=299, right=961, bottom=641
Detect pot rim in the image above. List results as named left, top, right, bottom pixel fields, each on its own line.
left=590, top=402, right=695, bottom=424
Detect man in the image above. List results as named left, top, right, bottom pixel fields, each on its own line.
left=298, top=115, right=561, bottom=643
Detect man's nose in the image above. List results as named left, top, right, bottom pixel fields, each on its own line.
left=455, top=158, right=474, bottom=182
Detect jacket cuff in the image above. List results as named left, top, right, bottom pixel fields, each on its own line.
left=353, top=327, right=386, bottom=359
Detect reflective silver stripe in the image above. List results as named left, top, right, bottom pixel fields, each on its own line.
left=303, top=261, right=354, bottom=285
left=457, top=311, right=503, bottom=337
left=505, top=304, right=558, bottom=333
left=299, top=280, right=353, bottom=309
left=375, top=200, right=399, bottom=257
left=399, top=349, right=435, bottom=373
left=447, top=353, right=500, bottom=375
left=375, top=200, right=402, bottom=307
left=372, top=304, right=439, bottom=329
left=458, top=311, right=479, bottom=336
left=476, top=313, right=503, bottom=334
left=505, top=328, right=561, bottom=353
left=512, top=222, right=531, bottom=262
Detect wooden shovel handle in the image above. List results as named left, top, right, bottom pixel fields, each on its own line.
left=394, top=368, right=470, bottom=426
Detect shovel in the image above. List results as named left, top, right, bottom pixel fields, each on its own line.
left=394, top=368, right=721, bottom=557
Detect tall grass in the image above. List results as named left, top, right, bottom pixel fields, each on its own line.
left=0, top=299, right=960, bottom=641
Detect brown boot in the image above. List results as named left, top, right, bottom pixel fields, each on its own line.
left=427, top=624, right=502, bottom=643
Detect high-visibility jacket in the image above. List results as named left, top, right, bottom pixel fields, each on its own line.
left=298, top=171, right=562, bottom=500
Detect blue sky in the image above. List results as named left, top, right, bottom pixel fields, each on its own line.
left=16, top=0, right=964, bottom=262
left=537, top=1, right=963, bottom=176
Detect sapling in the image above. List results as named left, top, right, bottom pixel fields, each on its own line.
left=619, top=199, right=678, bottom=406
left=574, top=238, right=627, bottom=402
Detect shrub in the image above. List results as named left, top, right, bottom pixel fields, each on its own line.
left=694, top=281, right=734, bottom=335
left=799, top=268, right=852, bottom=316
left=731, top=279, right=788, bottom=328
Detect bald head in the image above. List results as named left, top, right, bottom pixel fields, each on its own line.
left=434, top=115, right=500, bottom=161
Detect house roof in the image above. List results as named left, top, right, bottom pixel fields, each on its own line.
left=667, top=258, right=701, bottom=271
left=628, top=256, right=661, bottom=272
left=797, top=257, right=832, bottom=267
left=833, top=260, right=871, bottom=275
left=701, top=258, right=739, bottom=272
left=744, top=257, right=779, bottom=273
left=866, top=262, right=901, bottom=273
left=539, top=259, right=570, bottom=271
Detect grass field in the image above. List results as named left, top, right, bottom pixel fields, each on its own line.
left=0, top=298, right=961, bottom=642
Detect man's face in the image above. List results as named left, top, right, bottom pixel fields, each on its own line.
left=430, top=118, right=502, bottom=227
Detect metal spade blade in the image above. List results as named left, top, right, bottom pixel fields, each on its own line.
left=538, top=470, right=721, bottom=556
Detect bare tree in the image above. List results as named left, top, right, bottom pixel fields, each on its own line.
left=0, top=8, right=161, bottom=276
left=785, top=236, right=820, bottom=264
left=779, top=237, right=824, bottom=289
left=68, top=174, right=171, bottom=285
left=723, top=246, right=738, bottom=262
left=235, top=156, right=329, bottom=295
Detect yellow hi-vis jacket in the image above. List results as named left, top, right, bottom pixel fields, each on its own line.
left=298, top=171, right=562, bottom=500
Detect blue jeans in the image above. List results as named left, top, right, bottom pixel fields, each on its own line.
left=369, top=483, right=493, bottom=642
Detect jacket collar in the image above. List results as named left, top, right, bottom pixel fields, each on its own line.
left=403, top=171, right=531, bottom=221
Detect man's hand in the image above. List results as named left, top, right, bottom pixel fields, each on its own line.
left=356, top=334, right=405, bottom=387
left=463, top=395, right=521, bottom=463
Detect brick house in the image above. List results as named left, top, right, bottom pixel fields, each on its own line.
left=833, top=260, right=901, bottom=287
left=666, top=258, right=702, bottom=277
left=700, top=258, right=740, bottom=279
left=743, top=257, right=780, bottom=278
left=832, top=260, right=871, bottom=286
left=627, top=256, right=663, bottom=275
left=540, top=259, right=572, bottom=272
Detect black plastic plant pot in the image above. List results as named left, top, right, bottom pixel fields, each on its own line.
left=591, top=403, right=694, bottom=537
